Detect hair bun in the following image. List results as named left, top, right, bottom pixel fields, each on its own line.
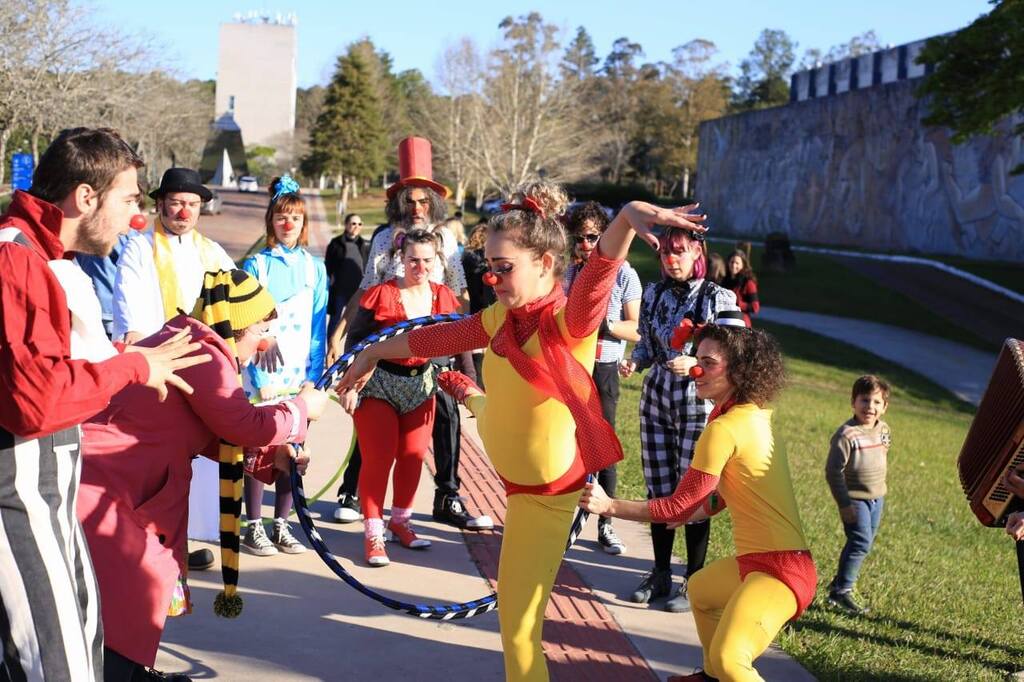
left=512, top=180, right=569, bottom=219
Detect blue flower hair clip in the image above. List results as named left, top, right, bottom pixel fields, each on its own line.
left=272, top=175, right=301, bottom=202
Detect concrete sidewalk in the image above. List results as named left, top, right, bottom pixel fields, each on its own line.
left=758, top=306, right=998, bottom=405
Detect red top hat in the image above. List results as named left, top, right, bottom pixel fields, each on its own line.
left=386, top=137, right=451, bottom=200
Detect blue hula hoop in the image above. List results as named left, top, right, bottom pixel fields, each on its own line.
left=291, top=312, right=591, bottom=620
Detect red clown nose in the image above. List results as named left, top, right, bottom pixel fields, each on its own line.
left=482, top=272, right=501, bottom=287
left=689, top=365, right=704, bottom=379
left=284, top=222, right=295, bottom=232
left=257, top=338, right=270, bottom=353
left=129, top=214, right=148, bottom=230
left=175, top=209, right=190, bottom=221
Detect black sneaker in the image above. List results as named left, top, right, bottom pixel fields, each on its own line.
left=187, top=548, right=214, bottom=572
left=827, top=589, right=869, bottom=614
left=332, top=492, right=362, bottom=523
left=630, top=567, right=672, bottom=603
left=433, top=492, right=493, bottom=530
left=138, top=668, right=193, bottom=681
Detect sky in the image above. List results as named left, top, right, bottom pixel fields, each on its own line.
left=94, top=0, right=993, bottom=88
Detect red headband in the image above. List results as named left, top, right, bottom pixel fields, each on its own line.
left=500, top=196, right=545, bottom=218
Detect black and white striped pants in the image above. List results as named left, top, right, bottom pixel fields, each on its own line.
left=638, top=364, right=712, bottom=499
left=0, top=426, right=103, bottom=681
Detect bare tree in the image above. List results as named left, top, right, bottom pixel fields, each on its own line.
left=466, top=13, right=599, bottom=195
left=423, top=38, right=483, bottom=208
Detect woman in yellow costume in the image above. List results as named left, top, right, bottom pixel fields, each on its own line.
left=338, top=181, right=707, bottom=681
left=580, top=324, right=817, bottom=682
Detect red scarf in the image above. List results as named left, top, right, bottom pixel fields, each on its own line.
left=490, top=286, right=623, bottom=475
left=707, top=396, right=738, bottom=423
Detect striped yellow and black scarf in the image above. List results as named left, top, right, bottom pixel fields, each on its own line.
left=190, top=269, right=276, bottom=618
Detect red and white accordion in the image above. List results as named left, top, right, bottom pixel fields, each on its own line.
left=957, top=338, right=1024, bottom=527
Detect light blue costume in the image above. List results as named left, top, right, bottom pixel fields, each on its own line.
left=242, top=244, right=328, bottom=396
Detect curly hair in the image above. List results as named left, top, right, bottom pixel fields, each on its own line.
left=488, top=180, right=570, bottom=277
left=694, top=325, right=786, bottom=407
left=566, top=201, right=610, bottom=235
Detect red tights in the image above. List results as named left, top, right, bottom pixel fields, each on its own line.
left=353, top=397, right=436, bottom=520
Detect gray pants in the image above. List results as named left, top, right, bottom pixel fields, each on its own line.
left=0, top=426, right=103, bottom=681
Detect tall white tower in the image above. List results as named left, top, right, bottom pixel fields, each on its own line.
left=215, top=13, right=297, bottom=149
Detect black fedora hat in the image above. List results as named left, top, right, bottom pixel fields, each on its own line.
left=149, top=167, right=213, bottom=202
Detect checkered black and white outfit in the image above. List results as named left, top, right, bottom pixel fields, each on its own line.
left=632, top=278, right=745, bottom=498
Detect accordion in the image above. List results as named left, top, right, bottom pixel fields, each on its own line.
left=957, top=338, right=1024, bottom=527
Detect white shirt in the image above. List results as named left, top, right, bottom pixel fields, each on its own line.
left=112, top=229, right=235, bottom=340
left=47, top=259, right=118, bottom=362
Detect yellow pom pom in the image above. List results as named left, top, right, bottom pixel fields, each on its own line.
left=213, top=591, right=243, bottom=618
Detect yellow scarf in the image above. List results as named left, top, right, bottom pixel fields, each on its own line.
left=154, top=217, right=226, bottom=321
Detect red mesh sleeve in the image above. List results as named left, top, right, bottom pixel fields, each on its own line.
left=565, top=252, right=624, bottom=338
left=407, top=312, right=490, bottom=357
left=648, top=468, right=721, bottom=523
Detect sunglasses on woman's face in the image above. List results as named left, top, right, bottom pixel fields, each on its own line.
left=573, top=234, right=600, bottom=245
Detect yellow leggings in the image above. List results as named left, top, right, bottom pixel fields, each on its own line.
left=688, top=556, right=797, bottom=682
left=497, top=490, right=579, bottom=681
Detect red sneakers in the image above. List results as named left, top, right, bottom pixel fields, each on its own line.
left=386, top=520, right=431, bottom=549
left=436, top=371, right=482, bottom=405
left=364, top=534, right=389, bottom=567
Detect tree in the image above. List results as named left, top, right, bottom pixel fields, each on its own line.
left=917, top=0, right=1023, bottom=173
left=303, top=46, right=387, bottom=202
left=466, top=13, right=599, bottom=193
left=800, top=30, right=883, bottom=69
left=561, top=26, right=598, bottom=81
left=596, top=37, right=646, bottom=183
left=422, top=38, right=484, bottom=208
left=733, top=28, right=797, bottom=110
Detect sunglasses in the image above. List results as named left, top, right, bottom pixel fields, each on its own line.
left=573, top=234, right=600, bottom=245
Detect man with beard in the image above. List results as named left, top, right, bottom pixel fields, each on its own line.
left=0, top=127, right=210, bottom=681
left=327, top=137, right=491, bottom=531
left=111, top=167, right=236, bottom=572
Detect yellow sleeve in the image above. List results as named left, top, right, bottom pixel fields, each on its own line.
left=691, top=420, right=736, bottom=476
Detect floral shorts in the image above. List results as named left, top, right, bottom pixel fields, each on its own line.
left=360, top=362, right=436, bottom=414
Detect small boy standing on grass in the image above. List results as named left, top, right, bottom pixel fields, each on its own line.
left=825, top=374, right=892, bottom=614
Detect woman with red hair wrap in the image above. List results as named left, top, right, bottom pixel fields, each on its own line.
left=338, top=180, right=708, bottom=681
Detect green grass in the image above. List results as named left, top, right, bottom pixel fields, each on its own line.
left=611, top=323, right=1023, bottom=680
left=627, top=241, right=993, bottom=351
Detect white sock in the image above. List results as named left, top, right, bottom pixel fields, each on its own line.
left=390, top=506, right=413, bottom=526
left=364, top=517, right=384, bottom=539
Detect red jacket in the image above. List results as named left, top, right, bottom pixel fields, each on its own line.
left=0, top=191, right=148, bottom=438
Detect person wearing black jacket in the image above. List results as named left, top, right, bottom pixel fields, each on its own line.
left=324, top=213, right=369, bottom=337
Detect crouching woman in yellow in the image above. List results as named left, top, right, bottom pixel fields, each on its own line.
left=337, top=181, right=708, bottom=681
left=580, top=324, right=816, bottom=682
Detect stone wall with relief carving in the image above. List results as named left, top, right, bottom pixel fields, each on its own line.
left=696, top=79, right=1024, bottom=261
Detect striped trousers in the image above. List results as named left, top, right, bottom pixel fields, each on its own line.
left=0, top=426, right=103, bottom=681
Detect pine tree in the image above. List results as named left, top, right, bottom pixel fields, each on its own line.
left=302, top=47, right=387, bottom=187
left=561, top=26, right=598, bottom=81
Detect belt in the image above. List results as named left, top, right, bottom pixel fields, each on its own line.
left=378, top=360, right=430, bottom=377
